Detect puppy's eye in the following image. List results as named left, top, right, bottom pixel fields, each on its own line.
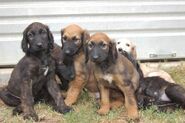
left=27, top=33, right=34, bottom=39
left=63, top=36, right=67, bottom=40
left=88, top=42, right=94, bottom=49
left=126, top=43, right=130, bottom=47
left=74, top=39, right=81, bottom=45
left=62, top=36, right=67, bottom=43
left=117, top=42, right=120, bottom=44
left=101, top=43, right=107, bottom=49
left=41, top=30, right=47, bottom=35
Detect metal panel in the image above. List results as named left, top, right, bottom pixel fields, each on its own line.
left=0, top=0, right=185, bottom=65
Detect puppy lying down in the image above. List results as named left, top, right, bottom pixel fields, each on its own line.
left=117, top=39, right=185, bottom=110
left=137, top=76, right=185, bottom=110
left=116, top=38, right=175, bottom=83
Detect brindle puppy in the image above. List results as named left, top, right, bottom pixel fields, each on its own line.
left=0, top=22, right=72, bottom=121
left=60, top=24, right=90, bottom=106
left=52, top=43, right=75, bottom=90
left=85, top=32, right=140, bottom=120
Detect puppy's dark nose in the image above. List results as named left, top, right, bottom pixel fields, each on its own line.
left=93, top=55, right=99, bottom=60
left=65, top=50, right=71, bottom=54
left=118, top=48, right=122, bottom=52
left=37, top=43, right=43, bottom=48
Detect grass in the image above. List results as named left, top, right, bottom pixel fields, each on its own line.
left=1, top=62, right=185, bottom=123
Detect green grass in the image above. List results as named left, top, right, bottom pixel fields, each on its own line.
left=1, top=63, right=185, bottom=123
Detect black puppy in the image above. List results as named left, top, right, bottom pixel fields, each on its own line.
left=52, top=44, right=75, bottom=90
left=0, top=22, right=72, bottom=121
left=120, top=49, right=185, bottom=110
left=137, top=77, right=185, bottom=110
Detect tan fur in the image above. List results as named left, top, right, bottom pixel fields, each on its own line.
left=140, top=64, right=175, bottom=83
left=88, top=33, right=139, bottom=120
left=62, top=24, right=90, bottom=106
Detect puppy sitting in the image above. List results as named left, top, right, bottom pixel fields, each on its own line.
left=60, top=24, right=90, bottom=106
left=85, top=32, right=140, bottom=120
left=52, top=43, right=75, bottom=90
left=0, top=22, right=72, bottom=121
left=116, top=38, right=175, bottom=83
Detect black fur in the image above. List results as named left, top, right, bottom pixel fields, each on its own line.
left=52, top=44, right=75, bottom=90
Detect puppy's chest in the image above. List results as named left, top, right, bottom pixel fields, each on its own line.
left=38, top=64, right=53, bottom=77
left=102, top=74, right=113, bottom=84
left=40, top=65, right=50, bottom=76
left=96, top=72, right=116, bottom=87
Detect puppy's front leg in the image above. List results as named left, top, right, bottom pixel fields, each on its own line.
left=21, top=79, right=38, bottom=121
left=47, top=75, right=72, bottom=114
left=116, top=79, right=139, bottom=120
left=64, top=74, right=85, bottom=106
left=97, top=82, right=110, bottom=115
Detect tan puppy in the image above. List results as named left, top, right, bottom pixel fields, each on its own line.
left=61, top=24, right=90, bottom=106
left=85, top=33, right=140, bottom=120
left=116, top=39, right=175, bottom=83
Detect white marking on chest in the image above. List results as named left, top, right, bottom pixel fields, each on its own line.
left=103, top=74, right=113, bottom=84
left=160, top=92, right=171, bottom=102
left=43, top=66, right=49, bottom=76
left=95, top=92, right=100, bottom=99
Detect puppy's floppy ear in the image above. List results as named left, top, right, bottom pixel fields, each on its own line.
left=61, top=29, right=64, bottom=49
left=83, top=30, right=90, bottom=63
left=82, top=30, right=90, bottom=45
left=84, top=41, right=89, bottom=63
left=108, top=39, right=118, bottom=64
left=46, top=26, right=54, bottom=50
left=21, top=26, right=29, bottom=53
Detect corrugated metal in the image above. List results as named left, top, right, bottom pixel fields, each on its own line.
left=0, top=0, right=185, bottom=65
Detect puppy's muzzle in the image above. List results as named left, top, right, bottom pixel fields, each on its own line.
left=92, top=55, right=99, bottom=61
left=65, top=49, right=71, bottom=55
left=118, top=48, right=123, bottom=52
left=36, top=42, right=43, bottom=48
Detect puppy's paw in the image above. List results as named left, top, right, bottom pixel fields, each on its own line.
left=12, top=106, right=22, bottom=115
left=97, top=107, right=110, bottom=115
left=56, top=106, right=73, bottom=114
left=23, top=112, right=38, bottom=121
left=127, top=111, right=139, bottom=120
left=64, top=99, right=72, bottom=106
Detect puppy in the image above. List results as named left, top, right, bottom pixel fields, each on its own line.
left=137, top=76, right=185, bottom=110
left=116, top=39, right=175, bottom=83
left=0, top=22, right=71, bottom=121
left=60, top=24, right=90, bottom=106
left=52, top=43, right=75, bottom=90
left=85, top=32, right=140, bottom=120
left=116, top=38, right=137, bottom=59
left=119, top=49, right=185, bottom=111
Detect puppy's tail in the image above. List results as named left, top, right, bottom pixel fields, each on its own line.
left=0, top=87, right=20, bottom=106
left=165, top=84, right=185, bottom=107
